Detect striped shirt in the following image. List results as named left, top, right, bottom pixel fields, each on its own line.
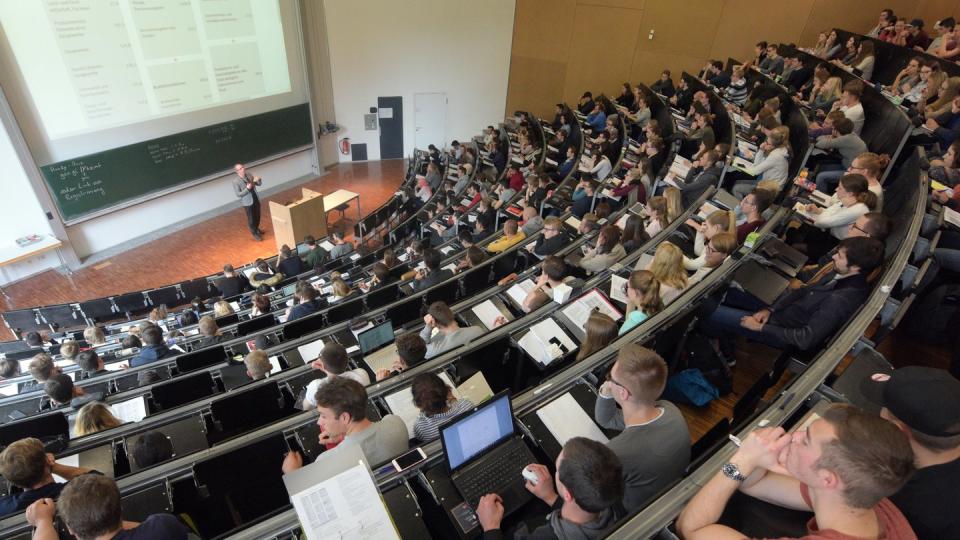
left=413, top=398, right=475, bottom=441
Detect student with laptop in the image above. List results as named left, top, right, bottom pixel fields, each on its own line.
left=282, top=378, right=407, bottom=469
left=476, top=437, right=625, bottom=539
left=420, top=301, right=484, bottom=359
left=374, top=333, right=428, bottom=381
left=595, top=344, right=691, bottom=511
left=302, top=343, right=371, bottom=409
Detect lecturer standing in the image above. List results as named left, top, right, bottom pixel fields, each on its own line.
left=233, top=163, right=264, bottom=241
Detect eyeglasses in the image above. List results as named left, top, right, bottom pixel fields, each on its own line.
left=850, top=222, right=869, bottom=236
left=605, top=369, right=631, bottom=396
left=544, top=227, right=560, bottom=233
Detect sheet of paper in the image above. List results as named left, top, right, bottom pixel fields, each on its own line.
left=440, top=246, right=454, bottom=255
left=229, top=301, right=241, bottom=312
left=298, top=338, right=326, bottom=363
left=104, top=362, right=128, bottom=371
left=561, top=289, right=623, bottom=331
left=110, top=396, right=148, bottom=423
left=319, top=240, right=335, bottom=251
left=471, top=299, right=507, bottom=330
left=346, top=345, right=360, bottom=354
left=170, top=344, right=186, bottom=353
left=350, top=253, right=361, bottom=261
left=615, top=214, right=629, bottom=230
left=53, top=454, right=80, bottom=483
left=269, top=356, right=282, bottom=375
left=698, top=201, right=720, bottom=219
left=610, top=274, right=629, bottom=304
left=290, top=462, right=401, bottom=540
left=385, top=372, right=458, bottom=439
left=519, top=318, right=578, bottom=365
left=0, top=384, right=18, bottom=397
left=565, top=216, right=581, bottom=230
left=506, top=279, right=536, bottom=307
left=945, top=207, right=960, bottom=229
left=457, top=371, right=494, bottom=405
left=536, top=393, right=609, bottom=446
left=442, top=263, right=457, bottom=273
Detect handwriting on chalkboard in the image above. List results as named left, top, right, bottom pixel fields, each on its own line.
left=46, top=160, right=108, bottom=202
left=209, top=123, right=237, bottom=145
left=147, top=141, right=201, bottom=164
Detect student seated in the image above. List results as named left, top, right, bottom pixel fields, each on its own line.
left=736, top=188, right=773, bottom=244
left=477, top=437, right=625, bottom=539
left=520, top=205, right=544, bottom=236
left=689, top=232, right=737, bottom=285
left=0, top=358, right=19, bottom=380
left=26, top=474, right=191, bottom=539
left=643, top=196, right=669, bottom=238
left=375, top=333, right=428, bottom=381
left=73, top=402, right=122, bottom=437
left=287, top=281, right=325, bottom=322
left=620, top=270, right=664, bottom=335
left=411, top=373, right=474, bottom=442
left=684, top=210, right=736, bottom=272
left=487, top=219, right=527, bottom=254
left=677, top=405, right=915, bottom=540
left=868, top=366, right=960, bottom=539
left=276, top=244, right=306, bottom=277
left=596, top=345, right=690, bottom=510
left=21, top=353, right=61, bottom=393
left=577, top=225, right=627, bottom=274
left=83, top=326, right=106, bottom=347
left=522, top=256, right=578, bottom=313
left=327, top=230, right=354, bottom=259
left=46, top=373, right=104, bottom=410
left=575, top=313, right=618, bottom=362
left=644, top=242, right=689, bottom=304
left=0, top=437, right=93, bottom=515
left=132, top=431, right=175, bottom=469
left=420, top=301, right=484, bottom=359
left=75, top=350, right=108, bottom=379
left=703, top=236, right=884, bottom=355
left=215, top=264, right=251, bottom=299
left=301, top=343, right=370, bottom=408
left=569, top=181, right=598, bottom=219
left=456, top=246, right=488, bottom=272
left=412, top=248, right=453, bottom=291
left=302, top=235, right=327, bottom=270
left=194, top=316, right=225, bottom=348
left=282, top=377, right=407, bottom=468
left=243, top=350, right=272, bottom=381
left=130, top=325, right=174, bottom=368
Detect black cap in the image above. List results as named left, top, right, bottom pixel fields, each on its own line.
left=862, top=366, right=960, bottom=437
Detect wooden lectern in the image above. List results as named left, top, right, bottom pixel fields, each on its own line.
left=269, top=188, right=327, bottom=252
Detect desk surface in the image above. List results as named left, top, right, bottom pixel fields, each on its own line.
left=0, top=235, right=62, bottom=268
left=324, top=189, right=360, bottom=209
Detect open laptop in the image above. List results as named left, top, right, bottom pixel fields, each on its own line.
left=358, top=320, right=398, bottom=373
left=440, top=392, right=535, bottom=515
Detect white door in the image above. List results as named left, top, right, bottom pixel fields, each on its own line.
left=414, top=92, right=447, bottom=151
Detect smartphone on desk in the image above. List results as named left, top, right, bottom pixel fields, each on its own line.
left=392, top=447, right=427, bottom=473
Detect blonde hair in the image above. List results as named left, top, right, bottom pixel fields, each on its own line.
left=649, top=243, right=688, bottom=290
left=74, top=402, right=122, bottom=437
left=244, top=350, right=271, bottom=380
left=148, top=306, right=167, bottom=322
left=332, top=278, right=352, bottom=298
left=213, top=301, right=234, bottom=317
left=664, top=188, right=683, bottom=222
left=83, top=326, right=105, bottom=345
left=198, top=315, right=219, bottom=337
left=646, top=196, right=669, bottom=231
left=628, top=270, right=664, bottom=316
left=928, top=76, right=960, bottom=114
left=818, top=77, right=843, bottom=101
left=706, top=210, right=736, bottom=235
left=59, top=340, right=80, bottom=361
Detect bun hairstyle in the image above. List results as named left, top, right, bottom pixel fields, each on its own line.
left=839, top=174, right=878, bottom=210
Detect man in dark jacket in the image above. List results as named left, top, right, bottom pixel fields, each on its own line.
left=477, top=437, right=624, bottom=539
left=678, top=151, right=723, bottom=208
left=45, top=373, right=104, bottom=409
left=651, top=70, right=675, bottom=97
left=702, top=236, right=883, bottom=352
left=526, top=217, right=570, bottom=258
left=215, top=264, right=250, bottom=299
left=130, top=325, right=174, bottom=368
left=412, top=248, right=453, bottom=292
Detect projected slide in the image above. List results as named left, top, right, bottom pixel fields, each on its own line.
left=0, top=0, right=291, bottom=139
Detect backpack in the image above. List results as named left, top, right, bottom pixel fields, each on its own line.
left=903, top=283, right=960, bottom=345
left=683, top=332, right=733, bottom=395
left=662, top=369, right=719, bottom=407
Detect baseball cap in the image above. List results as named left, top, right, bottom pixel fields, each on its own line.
left=862, top=366, right=960, bottom=437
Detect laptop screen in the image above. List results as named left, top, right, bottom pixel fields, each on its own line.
left=358, top=320, right=394, bottom=354
left=441, top=393, right=515, bottom=471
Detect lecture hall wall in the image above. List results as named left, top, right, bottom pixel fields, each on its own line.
left=506, top=0, right=935, bottom=119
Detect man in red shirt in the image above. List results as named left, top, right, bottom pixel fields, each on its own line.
left=677, top=404, right=917, bottom=539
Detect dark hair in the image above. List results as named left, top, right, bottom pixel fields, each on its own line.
left=422, top=248, right=442, bottom=270
left=0, top=358, right=18, bottom=378
left=58, top=474, right=123, bottom=538
left=833, top=117, right=855, bottom=136
left=25, top=332, right=42, bottom=347
left=748, top=188, right=774, bottom=213
left=141, top=324, right=163, bottom=346
left=838, top=237, right=884, bottom=274
left=557, top=437, right=624, bottom=513
left=320, top=343, right=349, bottom=374
left=662, top=69, right=671, bottom=77
left=76, top=350, right=100, bottom=373
left=457, top=228, right=474, bottom=244
left=427, top=301, right=456, bottom=326
left=132, top=431, right=174, bottom=468
left=45, top=373, right=74, bottom=404
left=842, top=80, right=863, bottom=99
left=252, top=293, right=272, bottom=313
left=838, top=173, right=877, bottom=210
left=861, top=212, right=892, bottom=240
left=304, top=235, right=317, bottom=246
left=223, top=263, right=235, bottom=273
left=411, top=373, right=452, bottom=415
left=541, top=256, right=567, bottom=282
left=372, top=263, right=390, bottom=282
left=121, top=335, right=141, bottom=349
left=756, top=40, right=768, bottom=48
left=595, top=225, right=622, bottom=255
left=397, top=333, right=427, bottom=366
left=314, top=377, right=368, bottom=421
left=942, top=17, right=957, bottom=30
left=710, top=60, right=723, bottom=70
left=465, top=246, right=486, bottom=266
left=178, top=310, right=198, bottom=327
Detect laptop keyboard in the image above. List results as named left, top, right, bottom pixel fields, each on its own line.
left=458, top=441, right=531, bottom=508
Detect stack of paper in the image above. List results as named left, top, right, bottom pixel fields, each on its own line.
left=561, top=289, right=623, bottom=331
left=471, top=300, right=508, bottom=330
left=268, top=356, right=282, bottom=375
left=518, top=318, right=578, bottom=366
left=506, top=280, right=536, bottom=307
left=297, top=338, right=326, bottom=363
left=610, top=274, right=629, bottom=304
left=319, top=240, right=336, bottom=251
left=536, top=393, right=609, bottom=446
left=111, top=396, right=148, bottom=423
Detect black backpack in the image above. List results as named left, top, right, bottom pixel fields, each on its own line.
left=682, top=332, right=733, bottom=396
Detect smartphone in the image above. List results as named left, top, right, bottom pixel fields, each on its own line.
left=392, top=447, right=427, bottom=473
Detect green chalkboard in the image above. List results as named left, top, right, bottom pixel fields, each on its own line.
left=40, top=103, right=312, bottom=223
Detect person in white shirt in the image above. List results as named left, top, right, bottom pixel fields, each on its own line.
left=688, top=232, right=737, bottom=285
left=683, top=210, right=736, bottom=271
left=807, top=174, right=877, bottom=240
left=834, top=81, right=866, bottom=135
left=302, top=343, right=370, bottom=409
left=733, top=126, right=791, bottom=198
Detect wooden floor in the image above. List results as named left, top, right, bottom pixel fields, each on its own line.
left=0, top=160, right=406, bottom=340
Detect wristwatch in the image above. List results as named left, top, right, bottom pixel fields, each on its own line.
left=721, top=462, right=747, bottom=483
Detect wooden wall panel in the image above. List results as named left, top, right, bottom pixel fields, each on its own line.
left=506, top=56, right=568, bottom=119
left=709, top=0, right=816, bottom=64
left=577, top=0, right=646, bottom=9
left=635, top=0, right=724, bottom=58
left=562, top=4, right=643, bottom=104
left=511, top=0, right=577, bottom=62
left=629, top=50, right=708, bottom=91
left=911, top=0, right=960, bottom=30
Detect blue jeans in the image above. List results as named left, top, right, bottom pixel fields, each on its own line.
left=815, top=169, right=844, bottom=194
left=701, top=305, right=790, bottom=350
left=935, top=248, right=960, bottom=273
